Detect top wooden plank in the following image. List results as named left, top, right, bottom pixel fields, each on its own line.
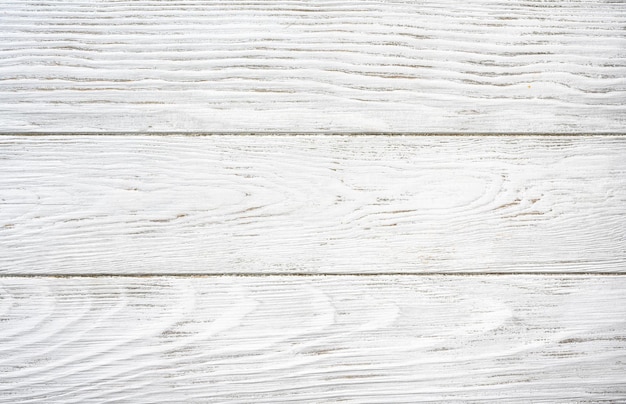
left=1, top=0, right=624, bottom=133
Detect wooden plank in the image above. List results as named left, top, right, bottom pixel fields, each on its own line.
left=1, top=135, right=625, bottom=275
left=0, top=275, right=624, bottom=402
left=0, top=0, right=624, bottom=133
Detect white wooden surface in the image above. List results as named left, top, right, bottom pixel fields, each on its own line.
left=1, top=0, right=625, bottom=132
left=1, top=135, right=625, bottom=275
left=2, top=0, right=626, bottom=401
left=1, top=276, right=625, bottom=403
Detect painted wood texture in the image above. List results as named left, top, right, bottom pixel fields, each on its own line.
left=1, top=135, right=624, bottom=275
left=1, top=0, right=625, bottom=133
left=1, top=275, right=625, bottom=403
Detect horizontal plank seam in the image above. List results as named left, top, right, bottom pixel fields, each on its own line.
left=1, top=132, right=626, bottom=137
left=2, top=273, right=626, bottom=278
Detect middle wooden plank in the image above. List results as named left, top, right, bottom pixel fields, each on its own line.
left=1, top=135, right=625, bottom=274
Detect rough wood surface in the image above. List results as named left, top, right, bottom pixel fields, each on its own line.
left=2, top=1, right=625, bottom=400
left=0, top=276, right=625, bottom=403
left=1, top=0, right=624, bottom=132
left=1, top=135, right=624, bottom=275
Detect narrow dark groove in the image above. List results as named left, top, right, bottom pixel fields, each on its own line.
left=1, top=272, right=625, bottom=278
left=0, top=132, right=625, bottom=137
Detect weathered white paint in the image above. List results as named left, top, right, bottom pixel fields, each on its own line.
left=1, top=1, right=625, bottom=400
left=1, top=135, right=624, bottom=275
left=0, top=276, right=624, bottom=403
left=0, top=0, right=624, bottom=132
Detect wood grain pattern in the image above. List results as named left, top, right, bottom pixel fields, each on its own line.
left=3, top=2, right=625, bottom=400
left=0, top=275, right=625, bottom=403
left=1, top=0, right=625, bottom=132
left=1, top=135, right=624, bottom=275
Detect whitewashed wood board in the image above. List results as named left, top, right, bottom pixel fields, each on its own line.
left=1, top=135, right=624, bottom=275
left=0, top=275, right=625, bottom=403
left=1, top=0, right=625, bottom=132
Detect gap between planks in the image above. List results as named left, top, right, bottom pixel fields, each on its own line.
left=3, top=273, right=626, bottom=278
left=1, top=132, right=626, bottom=137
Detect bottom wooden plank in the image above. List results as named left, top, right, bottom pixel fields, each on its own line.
left=0, top=276, right=625, bottom=403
